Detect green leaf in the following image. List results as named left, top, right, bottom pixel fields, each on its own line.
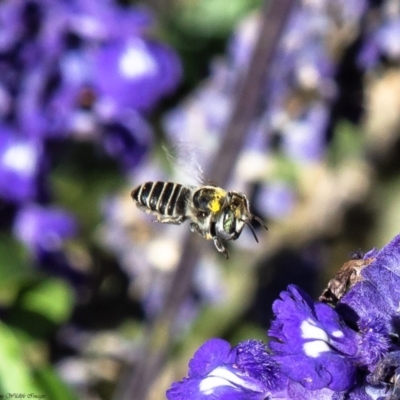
left=327, top=121, right=364, bottom=167
left=0, top=323, right=78, bottom=399
left=20, top=279, right=75, bottom=325
left=0, top=235, right=35, bottom=306
left=32, top=366, right=78, bottom=400
left=268, top=154, right=299, bottom=184
left=0, top=235, right=32, bottom=285
left=177, top=0, right=261, bottom=37
left=0, top=322, right=41, bottom=394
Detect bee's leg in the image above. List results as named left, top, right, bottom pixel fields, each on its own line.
left=190, top=222, right=206, bottom=238
left=155, top=215, right=185, bottom=225
left=213, top=237, right=229, bottom=259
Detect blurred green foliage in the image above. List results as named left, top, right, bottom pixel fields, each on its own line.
left=0, top=309, right=77, bottom=399
left=175, top=0, right=262, bottom=38
left=20, top=279, right=74, bottom=325
left=0, top=236, right=33, bottom=301
left=327, top=121, right=364, bottom=166
left=50, top=142, right=124, bottom=239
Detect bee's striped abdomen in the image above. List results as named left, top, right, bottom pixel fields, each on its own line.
left=131, top=182, right=191, bottom=218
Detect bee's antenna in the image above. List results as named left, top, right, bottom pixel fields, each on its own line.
left=252, top=215, right=268, bottom=231
left=242, top=219, right=259, bottom=243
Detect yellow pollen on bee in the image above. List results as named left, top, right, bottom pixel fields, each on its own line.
left=209, top=198, right=222, bottom=213
left=208, top=189, right=226, bottom=213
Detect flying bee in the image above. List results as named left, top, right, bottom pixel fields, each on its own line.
left=131, top=181, right=267, bottom=258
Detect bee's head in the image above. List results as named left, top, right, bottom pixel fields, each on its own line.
left=214, top=191, right=267, bottom=242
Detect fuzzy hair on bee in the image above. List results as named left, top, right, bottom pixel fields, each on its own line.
left=131, top=180, right=267, bottom=259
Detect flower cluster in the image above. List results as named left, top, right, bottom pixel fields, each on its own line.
left=167, top=234, right=400, bottom=399
left=0, top=0, right=181, bottom=281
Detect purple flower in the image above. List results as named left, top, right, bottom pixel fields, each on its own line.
left=51, top=2, right=181, bottom=130
left=359, top=18, right=400, bottom=70
left=167, top=234, right=400, bottom=399
left=254, top=182, right=295, bottom=220
left=286, top=381, right=337, bottom=399
left=0, top=0, right=55, bottom=54
left=48, top=2, right=180, bottom=124
left=0, top=0, right=180, bottom=159
left=12, top=203, right=88, bottom=286
left=336, top=235, right=400, bottom=371
left=166, top=338, right=284, bottom=400
left=65, top=0, right=153, bottom=43
left=100, top=110, right=153, bottom=170
left=13, top=204, right=78, bottom=252
left=269, top=285, right=358, bottom=391
left=356, top=317, right=390, bottom=370
left=16, top=62, right=71, bottom=140
left=91, top=37, right=181, bottom=112
left=280, top=103, right=330, bottom=163
left=339, top=234, right=400, bottom=330
left=0, top=126, right=44, bottom=203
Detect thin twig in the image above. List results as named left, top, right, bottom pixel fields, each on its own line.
left=113, top=1, right=297, bottom=399
left=208, top=1, right=295, bottom=185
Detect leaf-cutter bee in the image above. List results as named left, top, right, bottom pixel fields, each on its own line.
left=131, top=181, right=267, bottom=258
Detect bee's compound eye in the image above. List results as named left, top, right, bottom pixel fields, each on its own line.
left=215, top=208, right=238, bottom=241
left=223, top=209, right=236, bottom=234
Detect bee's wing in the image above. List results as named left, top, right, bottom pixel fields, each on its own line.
left=163, top=141, right=214, bottom=185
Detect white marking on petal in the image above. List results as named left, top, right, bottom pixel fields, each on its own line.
left=71, top=15, right=104, bottom=38
left=301, top=319, right=329, bottom=341
left=2, top=143, right=37, bottom=176
left=200, top=376, right=236, bottom=395
left=303, top=340, right=330, bottom=358
left=119, top=40, right=158, bottom=79
left=331, top=330, right=344, bottom=338
left=207, top=367, right=248, bottom=387
left=199, top=366, right=262, bottom=395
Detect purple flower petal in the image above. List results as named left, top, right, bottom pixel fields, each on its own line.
left=287, top=381, right=337, bottom=400
left=0, top=127, right=43, bottom=203
left=269, top=285, right=358, bottom=391
left=100, top=110, right=153, bottom=171
left=337, top=235, right=400, bottom=369
left=255, top=182, right=295, bottom=220
left=91, top=37, right=181, bottom=112
left=167, top=339, right=283, bottom=400
left=339, top=234, right=400, bottom=329
left=281, top=103, right=330, bottom=163
left=188, top=339, right=233, bottom=378
left=65, top=0, right=153, bottom=42
left=13, top=204, right=78, bottom=252
left=356, top=317, right=390, bottom=369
